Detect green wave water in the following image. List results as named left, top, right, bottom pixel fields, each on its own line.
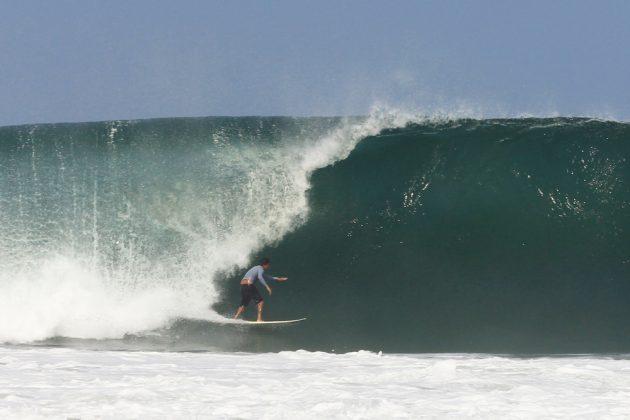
left=234, top=118, right=630, bottom=353
left=1, top=115, right=628, bottom=353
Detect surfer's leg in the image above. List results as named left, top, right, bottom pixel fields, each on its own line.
left=234, top=305, right=245, bottom=319
left=256, top=301, right=264, bottom=322
left=235, top=285, right=251, bottom=319
left=250, top=286, right=264, bottom=322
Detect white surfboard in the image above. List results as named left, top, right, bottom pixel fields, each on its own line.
left=244, top=318, right=307, bottom=325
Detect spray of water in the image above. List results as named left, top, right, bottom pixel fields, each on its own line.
left=0, top=106, right=476, bottom=342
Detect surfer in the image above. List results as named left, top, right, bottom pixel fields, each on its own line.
left=233, top=257, right=288, bottom=322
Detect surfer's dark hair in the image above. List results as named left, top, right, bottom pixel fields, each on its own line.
left=260, top=257, right=271, bottom=266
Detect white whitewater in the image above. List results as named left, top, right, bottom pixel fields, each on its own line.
left=1, top=348, right=629, bottom=419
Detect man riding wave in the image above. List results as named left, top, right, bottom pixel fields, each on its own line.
left=233, top=257, right=288, bottom=322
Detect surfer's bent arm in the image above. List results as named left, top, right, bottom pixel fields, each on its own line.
left=257, top=268, right=270, bottom=290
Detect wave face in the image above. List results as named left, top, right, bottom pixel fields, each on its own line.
left=1, top=115, right=629, bottom=352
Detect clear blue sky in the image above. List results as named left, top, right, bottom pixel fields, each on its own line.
left=1, top=0, right=629, bottom=125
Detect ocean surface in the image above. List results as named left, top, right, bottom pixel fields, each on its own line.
left=1, top=112, right=629, bottom=417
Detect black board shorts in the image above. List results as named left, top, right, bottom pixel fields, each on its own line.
left=240, top=284, right=263, bottom=307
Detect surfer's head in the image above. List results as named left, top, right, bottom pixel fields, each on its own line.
left=260, top=257, right=271, bottom=270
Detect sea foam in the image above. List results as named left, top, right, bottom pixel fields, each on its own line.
left=1, top=347, right=629, bottom=419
